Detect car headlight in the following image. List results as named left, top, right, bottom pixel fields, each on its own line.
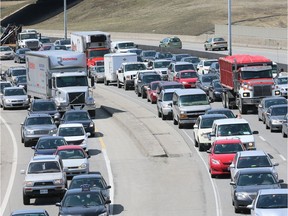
left=50, top=128, right=57, bottom=134
left=54, top=179, right=64, bottom=185
left=163, top=104, right=171, bottom=108
left=25, top=129, right=34, bottom=135
left=80, top=163, right=87, bottom=169
left=4, top=99, right=11, bottom=103
left=89, top=122, right=94, bottom=128
left=211, top=159, right=220, bottom=165
left=201, top=133, right=208, bottom=138
left=25, top=181, right=34, bottom=187
left=235, top=192, right=250, bottom=200
left=271, top=119, right=281, bottom=124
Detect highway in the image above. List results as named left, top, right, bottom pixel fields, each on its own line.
left=1, top=58, right=287, bottom=216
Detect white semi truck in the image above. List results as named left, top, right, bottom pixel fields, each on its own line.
left=25, top=50, right=96, bottom=118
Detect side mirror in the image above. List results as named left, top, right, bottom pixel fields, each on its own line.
left=273, top=162, right=279, bottom=166
left=63, top=168, right=68, bottom=172
left=229, top=164, right=235, bottom=169
left=206, top=149, right=211, bottom=153
left=87, top=155, right=91, bottom=159
left=278, top=179, right=284, bottom=183
left=230, top=181, right=236, bottom=186
left=31, top=146, right=35, bottom=149
left=86, top=132, right=91, bottom=137
left=258, top=104, right=262, bottom=108
left=252, top=131, right=259, bottom=134
left=56, top=202, right=61, bottom=207
left=193, top=124, right=198, bottom=129
left=106, top=185, right=112, bottom=189
left=158, top=99, right=162, bottom=102
left=247, top=204, right=253, bottom=209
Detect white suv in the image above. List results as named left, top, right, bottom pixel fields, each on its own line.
left=209, top=118, right=259, bottom=150
left=21, top=155, right=67, bottom=205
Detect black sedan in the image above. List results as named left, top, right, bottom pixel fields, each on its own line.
left=196, top=74, right=219, bottom=95
left=32, top=136, right=67, bottom=155
left=230, top=168, right=283, bottom=213
left=60, top=110, right=95, bottom=137
left=14, top=48, right=31, bottom=63
left=208, top=79, right=223, bottom=102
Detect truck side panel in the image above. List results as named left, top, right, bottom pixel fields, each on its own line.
left=26, top=54, right=49, bottom=99
left=219, top=58, right=234, bottom=90
left=71, top=34, right=85, bottom=53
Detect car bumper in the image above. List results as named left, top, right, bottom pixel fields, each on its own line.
left=23, top=185, right=66, bottom=197
left=210, top=164, right=230, bottom=175
left=65, top=167, right=89, bottom=177
left=271, top=123, right=283, bottom=131
left=24, top=134, right=52, bottom=145
left=3, top=101, right=29, bottom=108
left=162, top=107, right=173, bottom=116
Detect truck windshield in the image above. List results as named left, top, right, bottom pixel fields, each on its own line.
left=179, top=94, right=209, bottom=106
left=56, top=76, right=88, bottom=87
left=88, top=49, right=110, bottom=58
left=20, top=33, right=38, bottom=40
left=241, top=70, right=272, bottom=80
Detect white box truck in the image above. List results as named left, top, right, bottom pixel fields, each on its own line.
left=103, top=53, right=137, bottom=86
left=26, top=50, right=96, bottom=118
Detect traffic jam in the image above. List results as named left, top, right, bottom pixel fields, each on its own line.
left=0, top=28, right=288, bottom=216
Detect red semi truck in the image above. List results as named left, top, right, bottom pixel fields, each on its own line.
left=71, top=31, right=111, bottom=74
left=219, top=54, right=280, bottom=114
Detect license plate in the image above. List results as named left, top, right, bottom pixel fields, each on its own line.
left=40, top=189, right=48, bottom=194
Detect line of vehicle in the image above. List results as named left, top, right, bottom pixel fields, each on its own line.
left=182, top=129, right=222, bottom=216
left=95, top=128, right=115, bottom=211
left=0, top=114, right=18, bottom=216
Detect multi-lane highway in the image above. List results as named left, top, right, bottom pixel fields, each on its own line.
left=1, top=47, right=287, bottom=216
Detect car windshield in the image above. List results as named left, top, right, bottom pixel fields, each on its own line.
left=57, top=149, right=85, bottom=159
left=28, top=161, right=60, bottom=173
left=204, top=61, right=217, bottom=66
left=12, top=69, right=26, bottom=76
left=20, top=33, right=37, bottom=39
left=18, top=49, right=30, bottom=54
left=180, top=72, right=197, bottom=78
left=26, top=117, right=53, bottom=125
left=0, top=46, right=12, bottom=51
left=217, top=123, right=252, bottom=136
left=237, top=156, right=272, bottom=168
left=175, top=54, right=190, bottom=61
left=65, top=112, right=90, bottom=121
left=69, top=178, right=105, bottom=189
left=175, top=64, right=194, bottom=72
left=12, top=213, right=46, bottom=216
left=157, top=52, right=173, bottom=59
left=58, top=127, right=84, bottom=136
left=163, top=85, right=183, bottom=90
left=60, top=39, right=71, bottom=45
left=277, top=77, right=288, bottom=84
left=142, top=75, right=161, bottom=83
left=265, top=99, right=287, bottom=108
left=63, top=193, right=103, bottom=207
left=207, top=110, right=235, bottom=118
left=16, top=76, right=27, bottom=83
left=163, top=92, right=173, bottom=101
left=0, top=83, right=12, bottom=93
left=154, top=61, right=171, bottom=68
left=56, top=76, right=88, bottom=87
left=33, top=102, right=56, bottom=111
left=202, top=75, right=218, bottom=83
left=241, top=69, right=273, bottom=80
left=36, top=138, right=66, bottom=149
left=143, top=51, right=156, bottom=57
left=256, top=194, right=288, bottom=209
left=183, top=57, right=200, bottom=64
left=118, top=42, right=135, bottom=49
left=88, top=49, right=110, bottom=58
left=179, top=94, right=209, bottom=106
left=200, top=117, right=225, bottom=128
left=213, top=143, right=244, bottom=154
left=95, top=66, right=104, bottom=73
left=214, top=38, right=225, bottom=42
left=237, top=173, right=276, bottom=186
left=271, top=106, right=288, bottom=116
left=4, top=88, right=25, bottom=96
left=125, top=63, right=146, bottom=71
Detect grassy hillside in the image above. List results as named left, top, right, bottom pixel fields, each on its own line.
left=2, top=0, right=287, bottom=36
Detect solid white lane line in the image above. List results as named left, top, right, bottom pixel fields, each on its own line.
left=0, top=115, right=18, bottom=216
left=259, top=136, right=266, bottom=141
left=279, top=154, right=286, bottom=161
left=183, top=130, right=222, bottom=216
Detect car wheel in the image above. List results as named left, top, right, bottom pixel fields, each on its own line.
left=157, top=108, right=161, bottom=118
left=23, top=194, right=30, bottom=205
left=199, top=143, right=204, bottom=152
left=178, top=118, right=183, bottom=129
left=266, top=123, right=269, bottom=129
left=24, top=141, right=29, bottom=147
left=141, top=89, right=146, bottom=99
left=282, top=130, right=287, bottom=138
left=270, top=125, right=274, bottom=132
left=194, top=138, right=198, bottom=147
left=117, top=79, right=121, bottom=88
left=21, top=136, right=24, bottom=143
left=211, top=173, right=216, bottom=178
left=161, top=113, right=166, bottom=120
left=234, top=206, right=241, bottom=213
left=147, top=96, right=150, bottom=102
left=173, top=115, right=178, bottom=125
left=262, top=116, right=266, bottom=124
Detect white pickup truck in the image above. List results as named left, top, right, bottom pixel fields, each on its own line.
left=116, top=62, right=147, bottom=90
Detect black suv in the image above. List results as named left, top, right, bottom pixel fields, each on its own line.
left=28, top=99, right=61, bottom=124
left=134, top=71, right=161, bottom=98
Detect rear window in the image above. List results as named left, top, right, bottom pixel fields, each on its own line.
left=237, top=155, right=272, bottom=168
left=179, top=94, right=209, bottom=106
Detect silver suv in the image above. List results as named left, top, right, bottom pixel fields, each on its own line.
left=21, top=155, right=67, bottom=205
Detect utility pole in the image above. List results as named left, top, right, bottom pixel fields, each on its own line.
left=64, top=0, right=67, bottom=39
left=228, top=0, right=232, bottom=56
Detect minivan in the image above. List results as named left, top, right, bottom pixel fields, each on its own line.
left=172, top=88, right=211, bottom=128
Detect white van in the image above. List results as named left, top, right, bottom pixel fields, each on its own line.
left=209, top=118, right=259, bottom=150
left=172, top=88, right=211, bottom=128
left=111, top=41, right=137, bottom=53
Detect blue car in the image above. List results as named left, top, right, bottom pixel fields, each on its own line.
left=11, top=209, right=49, bottom=216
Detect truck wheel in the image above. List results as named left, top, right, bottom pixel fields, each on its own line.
left=239, top=100, right=247, bottom=114
left=104, top=78, right=108, bottom=85
left=117, top=79, right=121, bottom=88
left=124, top=81, right=129, bottom=90
left=161, top=113, right=167, bottom=120
left=23, top=194, right=30, bottom=205
left=222, top=93, right=227, bottom=108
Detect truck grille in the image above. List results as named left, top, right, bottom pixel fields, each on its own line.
left=34, top=181, right=54, bottom=186
left=26, top=41, right=39, bottom=49
left=253, top=85, right=272, bottom=97
left=68, top=92, right=85, bottom=104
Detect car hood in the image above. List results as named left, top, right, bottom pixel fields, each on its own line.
left=25, top=172, right=63, bottom=181
left=35, top=149, right=57, bottom=155
left=270, top=116, right=286, bottom=120
left=254, top=208, right=288, bottom=216
left=26, top=125, right=57, bottom=131
left=123, top=70, right=139, bottom=76
left=3, top=95, right=27, bottom=100
left=62, top=158, right=87, bottom=167
left=211, top=153, right=235, bottom=163
left=180, top=105, right=211, bottom=112
left=63, top=136, right=86, bottom=141
left=30, top=110, right=59, bottom=116
left=216, top=135, right=254, bottom=143
left=235, top=184, right=280, bottom=193
left=179, top=78, right=198, bottom=83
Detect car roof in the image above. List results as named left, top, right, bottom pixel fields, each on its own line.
left=173, top=62, right=193, bottom=65
left=38, top=136, right=64, bottom=140
left=269, top=104, right=288, bottom=109
left=174, top=88, right=206, bottom=95
left=237, top=167, right=275, bottom=174
left=213, top=118, right=248, bottom=125
left=213, top=138, right=242, bottom=144
left=237, top=150, right=267, bottom=157
left=3, top=86, right=25, bottom=90
left=57, top=145, right=83, bottom=150
left=261, top=96, right=287, bottom=101
left=153, top=59, right=171, bottom=63
left=66, top=187, right=103, bottom=195
left=160, top=81, right=182, bottom=86
left=28, top=113, right=52, bottom=118
left=257, top=188, right=288, bottom=195
left=64, top=109, right=89, bottom=114
left=162, top=88, right=179, bottom=94
left=32, top=155, right=59, bottom=161
left=72, top=173, right=103, bottom=180
left=178, top=70, right=196, bottom=73
left=122, top=62, right=145, bottom=66
left=58, top=123, right=84, bottom=127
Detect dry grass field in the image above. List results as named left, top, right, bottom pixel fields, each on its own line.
left=1, top=0, right=287, bottom=36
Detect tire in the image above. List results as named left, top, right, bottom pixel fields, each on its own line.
left=157, top=108, right=161, bottom=118
left=194, top=137, right=199, bottom=147
left=222, top=93, right=227, bottom=108
left=124, top=81, right=129, bottom=90
left=234, top=206, right=241, bottom=213
left=173, top=115, right=178, bottom=125
left=24, top=141, right=29, bottom=147
left=205, top=46, right=208, bottom=51
left=117, top=79, right=121, bottom=88
left=270, top=125, right=274, bottom=132
left=266, top=123, right=269, bottom=129
left=178, top=118, right=183, bottom=129
left=282, top=130, right=287, bottom=138
left=211, top=173, right=216, bottom=178
left=147, top=96, right=150, bottom=102
left=137, top=87, right=141, bottom=97
left=239, top=100, right=247, bottom=114
left=141, top=89, right=146, bottom=99
left=161, top=113, right=166, bottom=120
left=23, top=194, right=30, bottom=205
left=21, top=136, right=24, bottom=143
left=199, top=143, right=205, bottom=151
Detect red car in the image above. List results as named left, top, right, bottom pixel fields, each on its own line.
left=146, top=81, right=163, bottom=104
left=207, top=138, right=245, bottom=178
left=174, top=70, right=198, bottom=88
